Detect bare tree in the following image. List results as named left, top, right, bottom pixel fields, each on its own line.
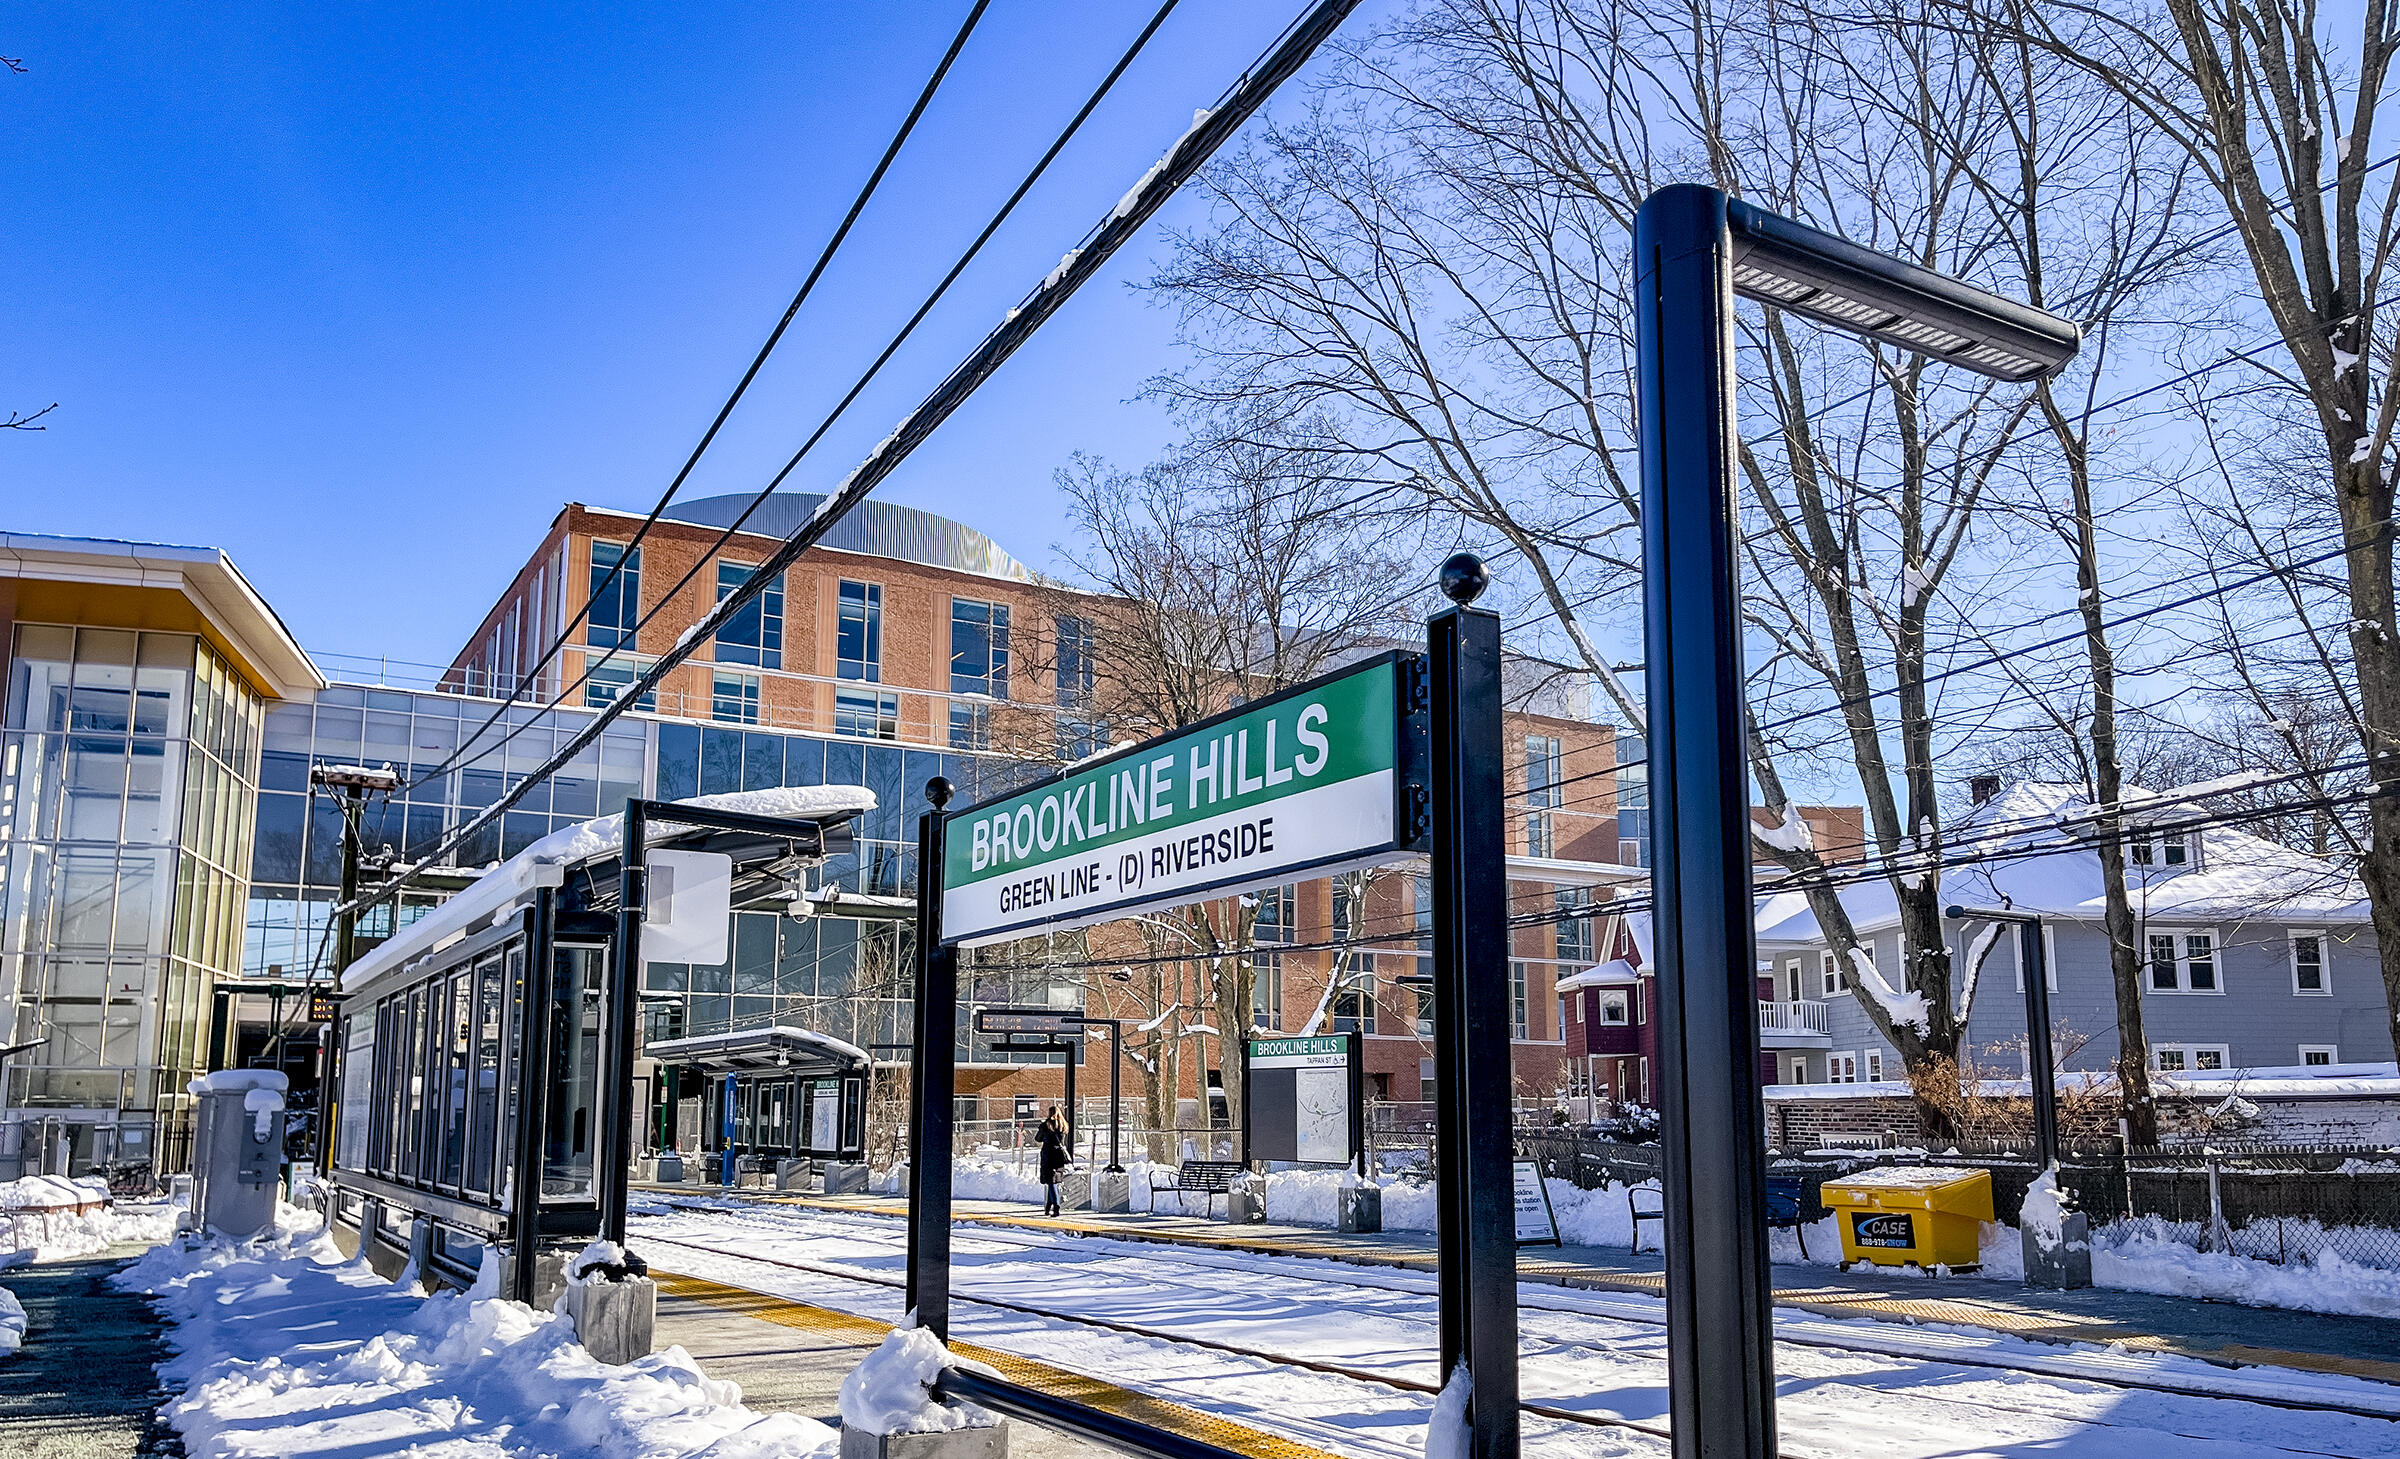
left=1984, top=0, right=2400, bottom=1077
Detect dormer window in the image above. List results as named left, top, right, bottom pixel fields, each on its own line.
left=2130, top=829, right=2194, bottom=869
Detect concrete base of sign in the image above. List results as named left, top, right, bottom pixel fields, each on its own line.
left=2022, top=1212, right=2093, bottom=1290
left=1053, top=1173, right=1091, bottom=1212
left=777, top=1158, right=815, bottom=1192
left=840, top=1420, right=1008, bottom=1459
left=889, top=1162, right=909, bottom=1196
left=1093, top=1170, right=1131, bottom=1213
left=1337, top=1184, right=1382, bottom=1233
left=1226, top=1187, right=1266, bottom=1224
left=561, top=1274, right=657, bottom=1365
left=823, top=1163, right=870, bottom=1196
left=528, top=1248, right=573, bottom=1311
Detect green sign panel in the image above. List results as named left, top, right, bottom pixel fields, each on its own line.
left=943, top=653, right=1425, bottom=946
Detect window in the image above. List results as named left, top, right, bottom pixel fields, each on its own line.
left=1510, top=959, right=1531, bottom=1039
left=713, top=563, right=783, bottom=669
left=837, top=581, right=882, bottom=682
left=583, top=654, right=656, bottom=712
left=2291, top=932, right=2329, bottom=994
left=1253, top=885, right=1294, bottom=1029
left=950, top=599, right=1011, bottom=697
left=588, top=542, right=639, bottom=649
left=1598, top=989, right=1630, bottom=1026
left=1785, top=1054, right=1812, bottom=1085
left=1866, top=1050, right=1884, bottom=1082
left=1056, top=615, right=1094, bottom=706
left=1555, top=888, right=1595, bottom=965
left=1829, top=1052, right=1859, bottom=1084
left=1524, top=736, right=1563, bottom=858
left=711, top=671, right=760, bottom=726
left=948, top=700, right=989, bottom=751
left=2152, top=1044, right=2228, bottom=1072
left=2147, top=929, right=2220, bottom=993
left=2130, top=829, right=2195, bottom=869
left=834, top=687, right=898, bottom=740
left=1332, top=954, right=1376, bottom=1035
left=1617, top=734, right=1649, bottom=868
left=2300, top=1044, right=2339, bottom=1067
left=1820, top=950, right=1841, bottom=998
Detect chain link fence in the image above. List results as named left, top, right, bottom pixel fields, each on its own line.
left=1516, top=1126, right=2400, bottom=1270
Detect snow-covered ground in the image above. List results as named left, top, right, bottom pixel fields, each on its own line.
left=115, top=1213, right=839, bottom=1459
left=630, top=1196, right=2400, bottom=1459
left=0, top=1174, right=178, bottom=1265
left=937, top=1158, right=2400, bottom=1320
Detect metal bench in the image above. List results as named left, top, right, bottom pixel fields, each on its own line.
left=1148, top=1159, right=1248, bottom=1217
left=1626, top=1175, right=1817, bottom=1258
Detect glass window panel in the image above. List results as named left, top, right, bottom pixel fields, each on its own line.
left=734, top=913, right=776, bottom=995
left=54, top=849, right=118, bottom=947
left=656, top=724, right=700, bottom=801
left=502, top=811, right=547, bottom=859
left=587, top=543, right=641, bottom=650
left=6, top=625, right=76, bottom=731
left=699, top=728, right=743, bottom=796
left=466, top=956, right=502, bottom=1198
left=443, top=968, right=471, bottom=1188
left=123, top=738, right=179, bottom=845
left=544, top=946, right=606, bottom=1197
left=837, top=581, right=882, bottom=682
left=132, top=633, right=192, bottom=737
left=782, top=734, right=823, bottom=788
left=743, top=734, right=781, bottom=791
left=62, top=733, right=129, bottom=842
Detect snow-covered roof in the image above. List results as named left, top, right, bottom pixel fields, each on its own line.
left=1755, top=780, right=2368, bottom=947
left=1556, top=958, right=1643, bottom=992
left=645, top=1024, right=872, bottom=1073
left=339, top=785, right=875, bottom=994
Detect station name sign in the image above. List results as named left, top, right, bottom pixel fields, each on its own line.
left=942, top=653, right=1428, bottom=946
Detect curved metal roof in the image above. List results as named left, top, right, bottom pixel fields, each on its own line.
left=659, top=492, right=1034, bottom=583
left=644, top=1024, right=874, bottom=1076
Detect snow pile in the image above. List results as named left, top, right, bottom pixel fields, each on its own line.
left=1260, top=1169, right=1437, bottom=1230
left=1424, top=1364, right=1471, bottom=1459
left=1543, top=1178, right=1648, bottom=1249
left=0, top=1284, right=24, bottom=1358
left=2089, top=1219, right=2400, bottom=1319
left=118, top=1216, right=838, bottom=1459
left=836, top=1323, right=995, bottom=1436
left=2019, top=1169, right=2068, bottom=1254
left=0, top=1175, right=174, bottom=1263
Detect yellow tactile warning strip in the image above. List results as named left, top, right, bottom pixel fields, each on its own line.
left=645, top=1186, right=2400, bottom=1388
left=652, top=1269, right=1353, bottom=1459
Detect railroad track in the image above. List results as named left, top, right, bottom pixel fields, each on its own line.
left=639, top=1194, right=2400, bottom=1423
left=638, top=1218, right=2400, bottom=1458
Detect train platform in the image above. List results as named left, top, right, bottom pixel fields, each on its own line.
left=640, top=1186, right=2400, bottom=1389
left=650, top=1267, right=1350, bottom=1459
left=0, top=1242, right=181, bottom=1459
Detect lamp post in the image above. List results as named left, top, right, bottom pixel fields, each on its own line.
left=1944, top=905, right=2059, bottom=1172
left=1634, top=183, right=2077, bottom=1459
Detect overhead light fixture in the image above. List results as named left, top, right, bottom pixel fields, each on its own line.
left=1724, top=198, right=2080, bottom=382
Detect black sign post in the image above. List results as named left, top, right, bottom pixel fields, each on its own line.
left=1633, top=183, right=2078, bottom=1459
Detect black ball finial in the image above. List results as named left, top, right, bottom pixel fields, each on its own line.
left=1438, top=552, right=1489, bottom=605
left=926, top=776, right=954, bottom=809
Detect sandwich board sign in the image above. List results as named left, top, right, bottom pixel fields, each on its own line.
left=1244, top=1033, right=1363, bottom=1168
left=1513, top=1160, right=1562, bottom=1246
left=941, top=652, right=1429, bottom=946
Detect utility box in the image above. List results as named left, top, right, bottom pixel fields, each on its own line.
left=1822, top=1165, right=1992, bottom=1271
left=189, top=1069, right=288, bottom=1242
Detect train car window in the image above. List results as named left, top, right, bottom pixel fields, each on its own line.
left=465, top=953, right=503, bottom=1200
left=498, top=946, right=524, bottom=1207
left=338, top=1012, right=373, bottom=1172
left=544, top=945, right=606, bottom=1199
left=442, top=967, right=471, bottom=1190
left=401, top=984, right=426, bottom=1181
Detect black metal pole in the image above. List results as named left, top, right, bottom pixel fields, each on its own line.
left=1635, top=182, right=1778, bottom=1459
left=1427, top=553, right=1518, bottom=1459
left=907, top=777, right=959, bottom=1337
left=601, top=799, right=647, bottom=1247
left=2022, top=917, right=2058, bottom=1173
left=1107, top=1021, right=1123, bottom=1173
left=1063, top=1038, right=1079, bottom=1155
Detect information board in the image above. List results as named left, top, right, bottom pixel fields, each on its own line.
left=1245, top=1034, right=1361, bottom=1167
left=1513, top=1159, right=1562, bottom=1246
left=942, top=654, right=1426, bottom=946
left=809, top=1078, right=841, bottom=1154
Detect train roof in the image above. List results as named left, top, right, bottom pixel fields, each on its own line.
left=645, top=1024, right=874, bottom=1076
left=338, top=785, right=876, bottom=995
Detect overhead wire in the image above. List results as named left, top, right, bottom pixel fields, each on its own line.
left=314, top=0, right=1373, bottom=952
left=406, top=0, right=997, bottom=796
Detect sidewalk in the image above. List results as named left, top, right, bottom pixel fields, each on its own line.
left=692, top=1188, right=2400, bottom=1387
left=0, top=1242, right=181, bottom=1458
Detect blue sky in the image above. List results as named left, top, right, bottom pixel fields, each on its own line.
left=1, top=2, right=1365, bottom=672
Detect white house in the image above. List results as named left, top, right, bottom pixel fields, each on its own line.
left=1752, top=780, right=2392, bottom=1084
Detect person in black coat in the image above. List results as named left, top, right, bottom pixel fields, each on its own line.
left=1036, top=1107, right=1070, bottom=1216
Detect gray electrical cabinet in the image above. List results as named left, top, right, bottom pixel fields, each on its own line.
left=190, top=1074, right=286, bottom=1241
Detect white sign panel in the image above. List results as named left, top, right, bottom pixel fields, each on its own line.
left=1513, top=1159, right=1562, bottom=1246
left=644, top=849, right=732, bottom=965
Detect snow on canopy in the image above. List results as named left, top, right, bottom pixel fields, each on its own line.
left=340, top=785, right=875, bottom=994
left=1755, top=779, right=2369, bottom=949
left=1555, top=958, right=1642, bottom=992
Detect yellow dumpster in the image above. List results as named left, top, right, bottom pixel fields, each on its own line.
left=1822, top=1165, right=1993, bottom=1271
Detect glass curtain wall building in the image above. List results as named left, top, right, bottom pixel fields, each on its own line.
left=2, top=626, right=266, bottom=1175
